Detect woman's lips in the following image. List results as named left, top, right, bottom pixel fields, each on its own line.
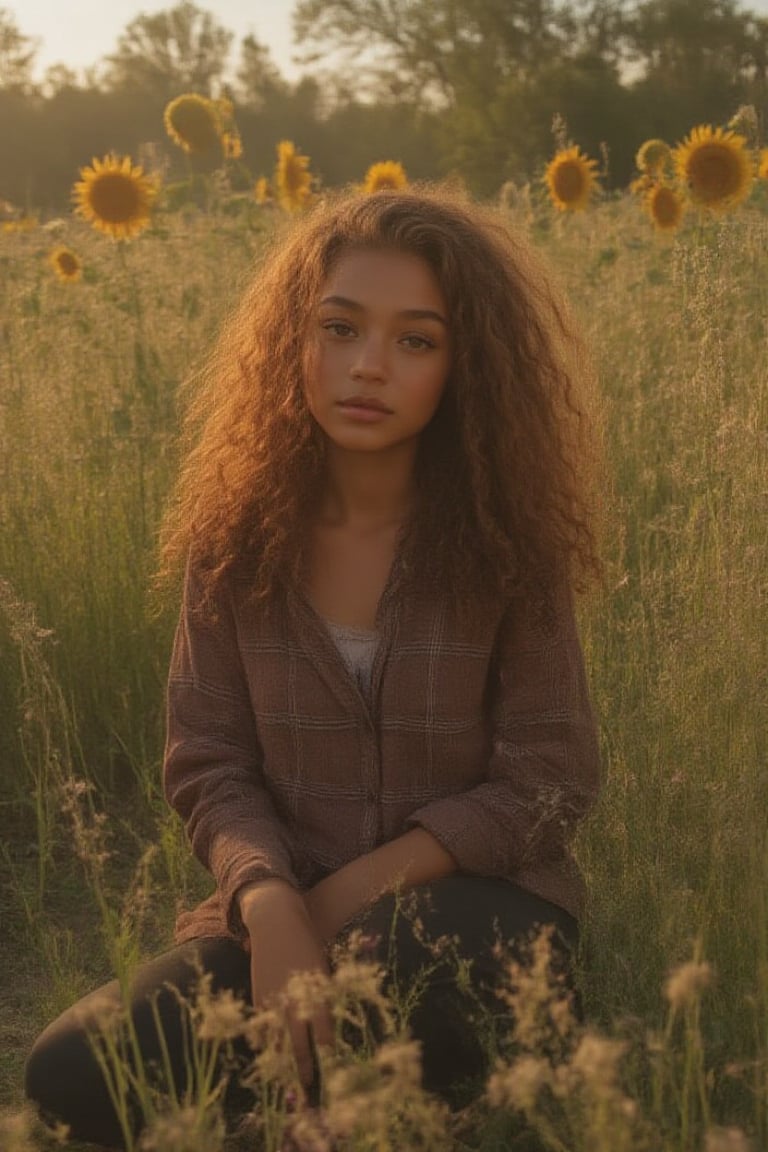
left=336, top=397, right=393, bottom=421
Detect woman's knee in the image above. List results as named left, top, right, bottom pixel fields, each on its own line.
left=25, top=985, right=129, bottom=1148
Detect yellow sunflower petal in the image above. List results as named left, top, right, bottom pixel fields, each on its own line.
left=644, top=183, right=686, bottom=232
left=254, top=177, right=274, bottom=204
left=673, top=124, right=754, bottom=212
left=544, top=146, right=599, bottom=212
left=275, top=140, right=313, bottom=213
left=362, top=161, right=408, bottom=194
left=163, top=93, right=223, bottom=155
left=635, top=139, right=672, bottom=176
left=72, top=153, right=157, bottom=240
left=49, top=245, right=82, bottom=282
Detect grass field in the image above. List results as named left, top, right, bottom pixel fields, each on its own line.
left=1, top=186, right=766, bottom=1150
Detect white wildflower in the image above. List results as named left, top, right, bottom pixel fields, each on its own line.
left=664, top=960, right=713, bottom=1011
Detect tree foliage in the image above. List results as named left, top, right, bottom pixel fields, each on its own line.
left=237, top=33, right=289, bottom=109
left=0, top=7, right=38, bottom=93
left=3, top=0, right=768, bottom=210
left=103, top=0, right=233, bottom=98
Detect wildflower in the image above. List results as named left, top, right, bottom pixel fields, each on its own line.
left=330, top=957, right=386, bottom=1007
left=664, top=959, right=712, bottom=1010
left=49, top=246, right=82, bottom=282
left=59, top=776, right=112, bottom=869
left=242, top=1005, right=297, bottom=1084
left=544, top=145, right=599, bottom=212
left=140, top=1103, right=225, bottom=1151
left=72, top=154, right=156, bottom=240
left=325, top=1039, right=423, bottom=1138
left=221, top=131, right=242, bottom=160
left=497, top=925, right=574, bottom=1053
left=373, top=1037, right=423, bottom=1082
left=0, top=1107, right=59, bottom=1152
left=673, top=125, right=754, bottom=212
left=486, top=1053, right=550, bottom=1111
left=645, top=184, right=686, bottom=231
left=362, top=160, right=408, bottom=193
left=284, top=968, right=332, bottom=1023
left=163, top=93, right=222, bottom=155
left=704, top=1126, right=753, bottom=1152
left=282, top=1108, right=334, bottom=1152
left=275, top=140, right=313, bottom=213
left=194, top=979, right=248, bottom=1043
left=569, top=1032, right=627, bottom=1093
left=254, top=177, right=273, bottom=204
left=635, top=138, right=672, bottom=177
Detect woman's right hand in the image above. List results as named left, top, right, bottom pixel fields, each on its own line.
left=239, top=879, right=334, bottom=1092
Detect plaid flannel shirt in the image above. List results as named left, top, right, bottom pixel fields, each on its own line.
left=164, top=554, right=601, bottom=944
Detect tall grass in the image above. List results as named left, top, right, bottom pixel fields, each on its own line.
left=1, top=193, right=766, bottom=1149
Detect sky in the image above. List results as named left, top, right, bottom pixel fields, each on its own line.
left=9, top=0, right=302, bottom=82
left=10, top=0, right=768, bottom=84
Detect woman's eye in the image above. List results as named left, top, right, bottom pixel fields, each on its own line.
left=401, top=334, right=435, bottom=351
left=322, top=321, right=355, bottom=338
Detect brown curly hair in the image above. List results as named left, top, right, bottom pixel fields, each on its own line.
left=158, top=184, right=601, bottom=616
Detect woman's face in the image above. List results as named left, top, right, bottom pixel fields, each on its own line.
left=303, top=247, right=451, bottom=457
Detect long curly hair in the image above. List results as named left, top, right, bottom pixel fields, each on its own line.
left=158, top=185, right=601, bottom=617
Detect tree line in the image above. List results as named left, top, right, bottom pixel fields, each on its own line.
left=2, top=0, right=767, bottom=212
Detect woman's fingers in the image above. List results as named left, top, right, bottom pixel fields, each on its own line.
left=287, top=1013, right=315, bottom=1088
left=311, top=1006, right=335, bottom=1054
left=288, top=1005, right=335, bottom=1088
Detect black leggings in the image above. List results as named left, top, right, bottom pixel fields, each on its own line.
left=25, top=876, right=578, bottom=1148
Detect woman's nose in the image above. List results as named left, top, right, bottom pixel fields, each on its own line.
left=350, top=336, right=386, bottom=379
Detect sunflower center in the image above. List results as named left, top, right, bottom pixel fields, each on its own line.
left=283, top=158, right=308, bottom=195
left=687, top=144, right=742, bottom=202
left=58, top=252, right=78, bottom=274
left=89, top=173, right=142, bottom=223
left=553, top=161, right=587, bottom=203
left=652, top=189, right=679, bottom=227
left=170, top=104, right=220, bottom=153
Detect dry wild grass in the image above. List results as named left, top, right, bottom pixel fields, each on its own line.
left=0, top=189, right=766, bottom=1149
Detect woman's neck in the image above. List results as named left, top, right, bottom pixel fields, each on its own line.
left=319, top=443, right=416, bottom=531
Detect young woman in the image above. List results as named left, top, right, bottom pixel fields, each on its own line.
left=26, top=186, right=602, bottom=1147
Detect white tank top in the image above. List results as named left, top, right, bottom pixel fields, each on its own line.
left=323, top=618, right=379, bottom=704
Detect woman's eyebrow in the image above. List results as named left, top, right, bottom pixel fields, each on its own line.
left=319, top=294, right=447, bottom=326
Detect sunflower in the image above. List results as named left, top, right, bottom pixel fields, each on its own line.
left=254, top=177, right=274, bottom=204
left=629, top=172, right=654, bottom=198
left=544, top=146, right=599, bottom=212
left=362, top=161, right=408, bottom=194
left=222, top=131, right=242, bottom=160
left=72, top=154, right=156, bottom=240
left=758, top=149, right=768, bottom=181
left=163, top=94, right=222, bottom=155
left=635, top=139, right=672, bottom=177
left=275, top=140, right=313, bottom=213
left=644, top=184, right=685, bottom=232
left=2, top=216, right=37, bottom=233
left=673, top=125, right=753, bottom=212
left=49, top=246, right=82, bottom=282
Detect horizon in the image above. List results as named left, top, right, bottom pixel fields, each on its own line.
left=10, top=0, right=768, bottom=86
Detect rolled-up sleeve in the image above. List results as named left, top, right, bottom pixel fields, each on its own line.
left=164, top=565, right=298, bottom=936
left=406, top=587, right=601, bottom=879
